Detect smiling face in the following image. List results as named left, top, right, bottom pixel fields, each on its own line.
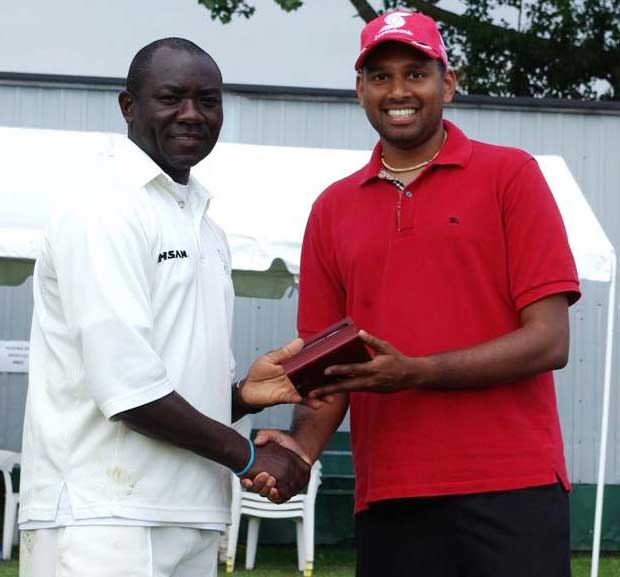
left=356, top=41, right=455, bottom=158
left=119, top=46, right=223, bottom=183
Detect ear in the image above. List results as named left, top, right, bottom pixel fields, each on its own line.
left=118, top=90, right=136, bottom=124
left=442, top=68, right=457, bottom=105
left=355, top=73, right=365, bottom=108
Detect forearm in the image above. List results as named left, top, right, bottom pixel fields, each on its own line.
left=290, top=394, right=349, bottom=462
left=415, top=318, right=569, bottom=390
left=116, top=391, right=250, bottom=472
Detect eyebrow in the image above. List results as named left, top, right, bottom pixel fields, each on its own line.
left=156, top=84, right=221, bottom=94
left=364, top=62, right=429, bottom=74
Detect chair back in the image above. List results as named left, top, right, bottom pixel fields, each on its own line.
left=0, top=450, right=20, bottom=496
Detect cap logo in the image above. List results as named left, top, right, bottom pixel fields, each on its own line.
left=378, top=11, right=410, bottom=33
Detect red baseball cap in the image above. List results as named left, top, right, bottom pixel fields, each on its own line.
left=355, top=10, right=448, bottom=70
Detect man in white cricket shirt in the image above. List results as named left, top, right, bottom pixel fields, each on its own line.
left=18, top=38, right=310, bottom=577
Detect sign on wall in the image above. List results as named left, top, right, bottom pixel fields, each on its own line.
left=0, top=340, right=30, bottom=373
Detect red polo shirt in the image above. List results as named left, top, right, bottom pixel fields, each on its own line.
left=298, top=120, right=580, bottom=513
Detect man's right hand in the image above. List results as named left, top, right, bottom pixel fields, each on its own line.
left=253, top=429, right=311, bottom=463
left=240, top=398, right=348, bottom=502
left=242, top=440, right=311, bottom=503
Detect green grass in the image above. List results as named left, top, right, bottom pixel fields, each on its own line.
left=571, top=552, right=620, bottom=577
left=0, top=559, right=18, bottom=577
left=227, top=545, right=355, bottom=576
left=2, top=547, right=620, bottom=576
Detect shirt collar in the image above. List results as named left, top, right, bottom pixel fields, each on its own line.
left=360, top=119, right=473, bottom=185
left=111, top=136, right=162, bottom=189
left=110, top=136, right=212, bottom=203
left=187, top=174, right=213, bottom=205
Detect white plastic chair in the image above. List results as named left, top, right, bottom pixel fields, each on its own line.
left=226, top=459, right=322, bottom=576
left=0, top=450, right=20, bottom=561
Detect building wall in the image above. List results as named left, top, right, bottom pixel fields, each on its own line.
left=0, top=275, right=32, bottom=451
left=0, top=0, right=361, bottom=90
left=1, top=80, right=619, bottom=548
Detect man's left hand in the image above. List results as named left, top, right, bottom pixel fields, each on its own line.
left=308, top=331, right=427, bottom=398
left=239, top=338, right=331, bottom=410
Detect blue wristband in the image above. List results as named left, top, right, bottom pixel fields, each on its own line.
left=234, top=437, right=255, bottom=477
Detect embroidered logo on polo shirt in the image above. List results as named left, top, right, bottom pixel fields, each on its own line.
left=216, top=248, right=231, bottom=277
left=158, top=250, right=189, bottom=263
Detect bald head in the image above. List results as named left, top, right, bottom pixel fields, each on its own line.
left=126, top=37, right=221, bottom=96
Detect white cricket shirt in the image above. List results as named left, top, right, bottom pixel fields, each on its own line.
left=19, top=137, right=235, bottom=526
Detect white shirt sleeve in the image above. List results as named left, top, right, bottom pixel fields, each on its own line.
left=46, top=189, right=174, bottom=419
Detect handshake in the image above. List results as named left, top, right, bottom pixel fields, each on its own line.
left=232, top=337, right=321, bottom=503
left=237, top=432, right=312, bottom=504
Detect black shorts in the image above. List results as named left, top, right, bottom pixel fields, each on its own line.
left=355, top=483, right=570, bottom=577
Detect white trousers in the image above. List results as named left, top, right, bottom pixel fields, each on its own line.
left=20, top=526, right=220, bottom=577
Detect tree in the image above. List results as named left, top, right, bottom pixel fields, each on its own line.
left=196, top=0, right=620, bottom=100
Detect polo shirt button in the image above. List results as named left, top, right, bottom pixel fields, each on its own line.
left=405, top=190, right=413, bottom=199
left=178, top=201, right=185, bottom=209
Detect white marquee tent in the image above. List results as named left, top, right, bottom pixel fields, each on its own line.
left=0, top=127, right=616, bottom=574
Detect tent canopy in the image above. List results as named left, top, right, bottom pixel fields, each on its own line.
left=0, top=126, right=614, bottom=290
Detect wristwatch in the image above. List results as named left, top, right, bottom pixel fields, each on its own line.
left=231, top=378, right=262, bottom=414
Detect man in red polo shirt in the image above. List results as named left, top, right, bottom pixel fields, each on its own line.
left=253, top=10, right=580, bottom=577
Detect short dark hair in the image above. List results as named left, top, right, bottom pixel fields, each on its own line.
left=126, top=37, right=220, bottom=95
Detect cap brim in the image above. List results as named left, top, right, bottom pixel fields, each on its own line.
left=355, top=37, right=444, bottom=70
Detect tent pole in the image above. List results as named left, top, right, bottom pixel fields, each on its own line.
left=590, top=252, right=617, bottom=577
